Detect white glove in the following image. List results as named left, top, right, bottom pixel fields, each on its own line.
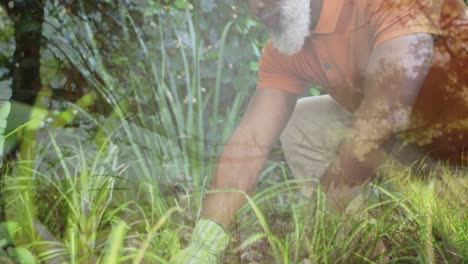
left=171, top=219, right=230, bottom=264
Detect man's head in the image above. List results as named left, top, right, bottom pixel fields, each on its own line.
left=248, top=0, right=312, bottom=55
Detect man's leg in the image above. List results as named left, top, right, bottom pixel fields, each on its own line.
left=280, top=95, right=352, bottom=197
left=281, top=95, right=394, bottom=261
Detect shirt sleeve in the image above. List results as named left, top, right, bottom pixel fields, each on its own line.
left=257, top=41, right=307, bottom=94
left=369, top=0, right=443, bottom=48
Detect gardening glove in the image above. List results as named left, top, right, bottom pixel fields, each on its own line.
left=171, top=219, right=230, bottom=264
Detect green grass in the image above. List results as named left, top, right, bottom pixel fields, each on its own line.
left=210, top=164, right=467, bottom=264
left=1, top=4, right=467, bottom=264
left=2, top=5, right=248, bottom=263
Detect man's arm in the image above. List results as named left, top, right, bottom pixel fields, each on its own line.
left=321, top=33, right=435, bottom=210
left=202, top=88, right=298, bottom=228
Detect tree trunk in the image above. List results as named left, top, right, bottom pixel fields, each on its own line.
left=0, top=0, right=45, bottom=221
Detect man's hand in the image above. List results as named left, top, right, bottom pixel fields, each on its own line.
left=321, top=142, right=386, bottom=212
left=170, top=219, right=230, bottom=264
left=202, top=88, right=297, bottom=227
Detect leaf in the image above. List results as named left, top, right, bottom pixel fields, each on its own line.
left=0, top=239, right=8, bottom=249
left=173, top=0, right=193, bottom=10
left=308, top=85, right=322, bottom=96
left=0, top=221, right=20, bottom=243
left=7, top=247, right=36, bottom=264
left=144, top=8, right=154, bottom=17
left=101, top=221, right=128, bottom=264
left=249, top=61, right=259, bottom=72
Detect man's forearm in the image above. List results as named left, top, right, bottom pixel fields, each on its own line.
left=202, top=126, right=271, bottom=228
left=320, top=33, right=434, bottom=210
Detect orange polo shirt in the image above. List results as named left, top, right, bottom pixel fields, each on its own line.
left=257, top=0, right=468, bottom=163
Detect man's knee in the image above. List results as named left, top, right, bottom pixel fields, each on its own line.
left=281, top=96, right=323, bottom=147
left=281, top=95, right=349, bottom=152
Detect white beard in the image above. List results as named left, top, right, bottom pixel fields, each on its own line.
left=269, top=0, right=311, bottom=56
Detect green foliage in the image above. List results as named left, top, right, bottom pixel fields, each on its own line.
left=0, top=1, right=467, bottom=263
left=0, top=222, right=37, bottom=264
left=0, top=7, right=14, bottom=82
left=6, top=247, right=36, bottom=264
left=1, top=1, right=260, bottom=262
left=0, top=221, right=19, bottom=247
left=145, top=0, right=194, bottom=14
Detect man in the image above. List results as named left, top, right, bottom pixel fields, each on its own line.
left=172, top=0, right=468, bottom=262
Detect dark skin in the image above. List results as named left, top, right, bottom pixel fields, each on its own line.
left=202, top=0, right=434, bottom=228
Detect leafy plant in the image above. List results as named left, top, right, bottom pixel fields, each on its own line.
left=0, top=1, right=467, bottom=264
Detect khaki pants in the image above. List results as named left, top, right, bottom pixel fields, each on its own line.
left=280, top=95, right=390, bottom=259
left=280, top=95, right=429, bottom=198
left=280, top=95, right=352, bottom=197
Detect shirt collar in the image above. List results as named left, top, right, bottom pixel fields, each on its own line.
left=311, top=0, right=344, bottom=34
